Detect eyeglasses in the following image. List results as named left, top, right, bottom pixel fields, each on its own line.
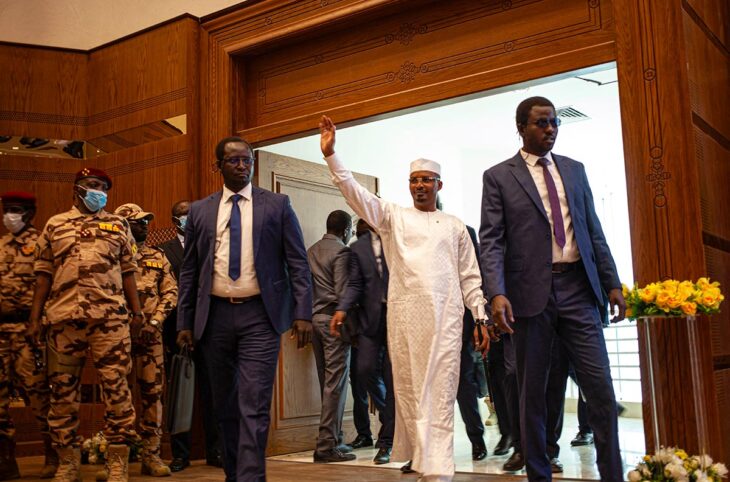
left=129, top=219, right=150, bottom=226
left=222, top=156, right=255, bottom=166
left=530, top=118, right=561, bottom=129
left=408, top=176, right=440, bottom=185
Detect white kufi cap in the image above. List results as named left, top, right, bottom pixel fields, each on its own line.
left=409, top=158, right=441, bottom=175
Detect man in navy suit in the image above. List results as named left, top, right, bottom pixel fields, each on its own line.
left=177, top=137, right=313, bottom=482
left=479, top=97, right=626, bottom=482
left=333, top=219, right=395, bottom=464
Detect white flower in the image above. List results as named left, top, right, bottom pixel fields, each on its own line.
left=88, top=454, right=97, bottom=464
left=656, top=447, right=679, bottom=465
left=711, top=462, right=728, bottom=477
left=695, top=472, right=710, bottom=482
left=665, top=462, right=688, bottom=481
left=641, top=465, right=652, bottom=477
left=628, top=470, right=643, bottom=482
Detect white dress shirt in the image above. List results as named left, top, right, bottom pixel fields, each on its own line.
left=177, top=233, right=185, bottom=248
left=521, top=149, right=580, bottom=263
left=211, top=183, right=261, bottom=297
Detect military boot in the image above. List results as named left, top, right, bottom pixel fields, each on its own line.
left=104, top=445, right=129, bottom=482
left=140, top=437, right=170, bottom=477
left=0, top=436, right=20, bottom=481
left=40, top=435, right=59, bottom=478
left=51, top=447, right=81, bottom=482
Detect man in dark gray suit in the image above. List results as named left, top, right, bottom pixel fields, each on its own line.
left=159, top=200, right=222, bottom=472
left=479, top=96, right=626, bottom=482
left=333, top=219, right=395, bottom=465
left=177, top=137, right=313, bottom=482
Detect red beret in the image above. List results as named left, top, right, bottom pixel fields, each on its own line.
left=75, top=167, right=112, bottom=189
left=0, top=191, right=36, bottom=206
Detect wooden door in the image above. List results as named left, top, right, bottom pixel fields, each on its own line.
left=255, top=150, right=379, bottom=455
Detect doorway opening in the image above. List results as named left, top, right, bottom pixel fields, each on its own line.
left=264, top=62, right=644, bottom=478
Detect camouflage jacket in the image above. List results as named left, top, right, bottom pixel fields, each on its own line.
left=133, top=243, right=177, bottom=327
left=34, top=206, right=137, bottom=324
left=0, top=226, right=38, bottom=332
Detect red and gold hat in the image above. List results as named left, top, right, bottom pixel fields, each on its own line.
left=75, top=167, right=112, bottom=189
left=0, top=191, right=36, bottom=206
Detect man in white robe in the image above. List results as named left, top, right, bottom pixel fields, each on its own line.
left=319, top=115, right=489, bottom=482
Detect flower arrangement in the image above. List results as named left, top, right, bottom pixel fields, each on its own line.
left=622, top=278, right=724, bottom=319
left=81, top=432, right=142, bottom=464
left=628, top=447, right=728, bottom=481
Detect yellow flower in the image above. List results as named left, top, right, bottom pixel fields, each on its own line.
left=678, top=281, right=694, bottom=300
left=655, top=290, right=671, bottom=311
left=639, top=284, right=658, bottom=303
left=643, top=455, right=651, bottom=462
left=625, top=307, right=634, bottom=318
left=675, top=449, right=688, bottom=460
left=680, top=302, right=697, bottom=315
left=622, top=283, right=630, bottom=299
left=662, top=279, right=679, bottom=291
left=696, top=277, right=711, bottom=289
left=99, top=442, right=107, bottom=453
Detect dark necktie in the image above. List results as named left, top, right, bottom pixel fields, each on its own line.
left=229, top=194, right=242, bottom=280
left=380, top=252, right=389, bottom=299
left=537, top=157, right=566, bottom=248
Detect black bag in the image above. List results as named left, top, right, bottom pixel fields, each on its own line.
left=165, top=347, right=195, bottom=435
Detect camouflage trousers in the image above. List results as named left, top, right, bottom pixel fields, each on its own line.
left=0, top=330, right=51, bottom=439
left=47, top=318, right=138, bottom=448
left=131, top=324, right=164, bottom=454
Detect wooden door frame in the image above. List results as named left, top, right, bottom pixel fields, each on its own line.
left=198, top=0, right=721, bottom=458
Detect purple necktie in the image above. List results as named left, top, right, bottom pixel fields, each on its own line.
left=537, top=157, right=566, bottom=248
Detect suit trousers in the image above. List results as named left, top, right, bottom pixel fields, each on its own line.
left=312, top=314, right=351, bottom=452
left=486, top=338, right=511, bottom=439
left=201, top=297, right=280, bottom=482
left=355, top=310, right=394, bottom=448
left=349, top=346, right=372, bottom=438
left=456, top=318, right=485, bottom=448
left=512, top=265, right=621, bottom=482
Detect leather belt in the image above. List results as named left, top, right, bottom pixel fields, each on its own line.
left=315, top=304, right=337, bottom=316
left=552, top=262, right=580, bottom=274
left=211, top=295, right=262, bottom=305
left=0, top=311, right=30, bottom=323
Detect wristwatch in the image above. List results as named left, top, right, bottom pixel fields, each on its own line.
left=150, top=319, right=159, bottom=327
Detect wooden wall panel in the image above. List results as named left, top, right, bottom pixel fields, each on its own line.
left=0, top=46, right=87, bottom=140
left=684, top=0, right=729, bottom=49
left=86, top=19, right=198, bottom=140
left=239, top=0, right=615, bottom=143
left=683, top=0, right=730, bottom=461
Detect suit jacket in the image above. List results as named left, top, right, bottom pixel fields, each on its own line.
left=159, top=236, right=184, bottom=347
left=177, top=186, right=312, bottom=339
left=159, top=236, right=184, bottom=279
left=337, top=230, right=387, bottom=337
left=479, top=152, right=620, bottom=318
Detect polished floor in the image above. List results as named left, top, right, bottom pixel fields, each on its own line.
left=270, top=409, right=645, bottom=480
left=15, top=408, right=644, bottom=481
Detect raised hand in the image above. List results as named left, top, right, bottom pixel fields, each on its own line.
left=319, top=115, right=337, bottom=157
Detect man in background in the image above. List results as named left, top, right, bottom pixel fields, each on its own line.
left=159, top=200, right=222, bottom=472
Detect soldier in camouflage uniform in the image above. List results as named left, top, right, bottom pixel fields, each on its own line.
left=0, top=192, right=56, bottom=480
left=29, top=168, right=143, bottom=482
left=111, top=203, right=176, bottom=478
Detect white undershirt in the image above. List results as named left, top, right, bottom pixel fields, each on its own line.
left=521, top=149, right=579, bottom=263
left=211, top=183, right=261, bottom=297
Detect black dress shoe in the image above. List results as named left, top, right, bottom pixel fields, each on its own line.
left=502, top=451, right=525, bottom=472
left=313, top=448, right=357, bottom=463
left=550, top=457, right=564, bottom=473
left=400, top=460, right=415, bottom=473
left=570, top=431, right=594, bottom=446
left=373, top=447, right=392, bottom=464
left=169, top=458, right=190, bottom=472
left=493, top=435, right=512, bottom=456
left=348, top=434, right=374, bottom=449
left=472, top=442, right=487, bottom=461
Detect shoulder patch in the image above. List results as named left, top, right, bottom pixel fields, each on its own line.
left=144, top=260, right=163, bottom=269
left=21, top=245, right=35, bottom=256
left=132, top=244, right=138, bottom=255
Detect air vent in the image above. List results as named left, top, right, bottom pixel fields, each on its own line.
left=557, top=106, right=591, bottom=124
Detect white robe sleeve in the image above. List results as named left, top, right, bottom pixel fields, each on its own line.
left=458, top=225, right=487, bottom=319
left=324, top=153, right=388, bottom=232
